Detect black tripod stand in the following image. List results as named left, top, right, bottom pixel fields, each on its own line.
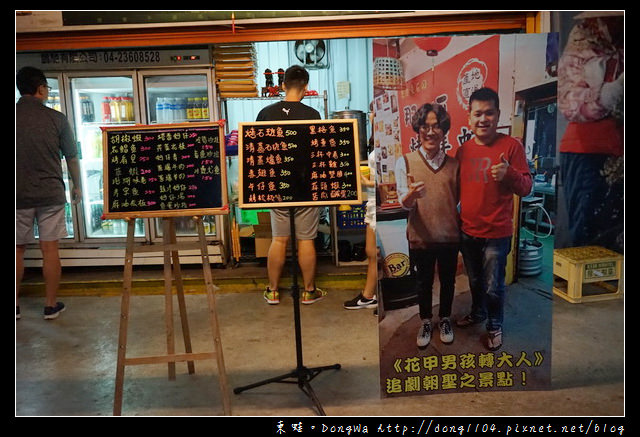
left=233, top=207, right=341, bottom=415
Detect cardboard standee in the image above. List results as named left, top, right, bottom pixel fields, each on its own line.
left=112, top=216, right=231, bottom=416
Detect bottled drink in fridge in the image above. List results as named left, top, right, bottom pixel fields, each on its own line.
left=202, top=96, right=209, bottom=120
left=156, top=97, right=165, bottom=123
left=171, top=97, right=181, bottom=122
left=193, top=97, right=202, bottom=119
left=123, top=96, right=134, bottom=121
left=81, top=95, right=95, bottom=122
left=178, top=97, right=187, bottom=122
left=173, top=97, right=183, bottom=122
left=81, top=96, right=88, bottom=122
left=187, top=97, right=195, bottom=120
left=118, top=96, right=128, bottom=122
left=165, top=97, right=174, bottom=122
left=102, top=97, right=112, bottom=122
left=110, top=97, right=121, bottom=122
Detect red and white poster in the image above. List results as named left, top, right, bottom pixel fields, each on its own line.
left=374, top=33, right=556, bottom=398
left=396, top=35, right=499, bottom=157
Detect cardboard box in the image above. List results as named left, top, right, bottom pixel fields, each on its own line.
left=253, top=212, right=272, bottom=258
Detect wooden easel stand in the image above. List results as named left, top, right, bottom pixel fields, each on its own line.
left=113, top=216, right=231, bottom=416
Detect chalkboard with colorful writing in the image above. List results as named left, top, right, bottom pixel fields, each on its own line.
left=238, top=119, right=362, bottom=208
left=102, top=122, right=228, bottom=218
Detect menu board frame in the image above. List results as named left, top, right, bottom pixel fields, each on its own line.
left=101, top=121, right=228, bottom=219
left=238, top=118, right=363, bottom=209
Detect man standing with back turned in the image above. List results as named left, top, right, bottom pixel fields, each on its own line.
left=455, top=87, right=532, bottom=351
left=16, top=66, right=82, bottom=320
left=256, top=65, right=325, bottom=305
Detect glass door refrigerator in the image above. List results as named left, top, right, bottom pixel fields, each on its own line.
left=138, top=69, right=226, bottom=250
left=17, top=47, right=227, bottom=266
left=65, top=73, right=146, bottom=242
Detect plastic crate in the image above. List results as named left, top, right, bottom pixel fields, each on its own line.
left=336, top=203, right=367, bottom=229
left=553, top=246, right=623, bottom=303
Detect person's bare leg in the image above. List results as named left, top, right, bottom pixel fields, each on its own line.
left=39, top=240, right=61, bottom=308
left=267, top=236, right=289, bottom=292
left=16, top=245, right=26, bottom=308
left=362, top=225, right=377, bottom=299
left=296, top=239, right=317, bottom=292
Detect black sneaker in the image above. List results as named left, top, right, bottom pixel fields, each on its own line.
left=16, top=306, right=20, bottom=320
left=343, top=293, right=377, bottom=310
left=455, top=314, right=485, bottom=328
left=44, top=302, right=65, bottom=320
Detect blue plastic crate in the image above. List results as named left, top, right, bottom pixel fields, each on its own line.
left=337, top=202, right=367, bottom=229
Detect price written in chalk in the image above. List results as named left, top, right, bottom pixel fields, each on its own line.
left=102, top=122, right=228, bottom=218
left=239, top=119, right=362, bottom=208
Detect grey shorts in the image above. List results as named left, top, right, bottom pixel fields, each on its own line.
left=270, top=207, right=320, bottom=240
left=16, top=205, right=67, bottom=245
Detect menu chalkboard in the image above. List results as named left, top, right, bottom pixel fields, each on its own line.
left=102, top=122, right=228, bottom=219
left=238, top=119, right=362, bottom=208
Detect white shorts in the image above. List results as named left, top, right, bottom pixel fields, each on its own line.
left=16, top=205, right=68, bottom=245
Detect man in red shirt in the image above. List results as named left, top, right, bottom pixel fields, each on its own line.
left=454, top=87, right=532, bottom=351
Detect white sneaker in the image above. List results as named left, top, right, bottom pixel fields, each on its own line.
left=416, top=320, right=432, bottom=349
left=439, top=317, right=454, bottom=344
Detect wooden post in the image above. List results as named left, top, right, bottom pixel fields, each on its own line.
left=194, top=216, right=232, bottom=415
left=113, top=218, right=135, bottom=416
left=162, top=218, right=176, bottom=380
left=169, top=218, right=196, bottom=375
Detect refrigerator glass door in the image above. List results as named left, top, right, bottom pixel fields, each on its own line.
left=144, top=74, right=210, bottom=125
left=69, top=75, right=144, bottom=239
left=142, top=72, right=217, bottom=238
left=47, top=77, right=76, bottom=240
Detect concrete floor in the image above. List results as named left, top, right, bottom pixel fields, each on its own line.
left=15, top=259, right=624, bottom=417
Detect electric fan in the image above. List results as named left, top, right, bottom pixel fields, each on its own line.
left=294, top=40, right=328, bottom=69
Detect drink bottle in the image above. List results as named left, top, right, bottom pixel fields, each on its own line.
left=102, top=97, right=111, bottom=122
left=187, top=97, right=195, bottom=120
left=156, top=97, right=164, bottom=123
left=193, top=97, right=202, bottom=119
left=202, top=96, right=209, bottom=120
left=110, top=97, right=121, bottom=122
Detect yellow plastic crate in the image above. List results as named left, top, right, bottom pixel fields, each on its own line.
left=553, top=246, right=623, bottom=303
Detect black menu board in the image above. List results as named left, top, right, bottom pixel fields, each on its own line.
left=238, top=119, right=362, bottom=208
left=102, top=122, right=228, bottom=219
